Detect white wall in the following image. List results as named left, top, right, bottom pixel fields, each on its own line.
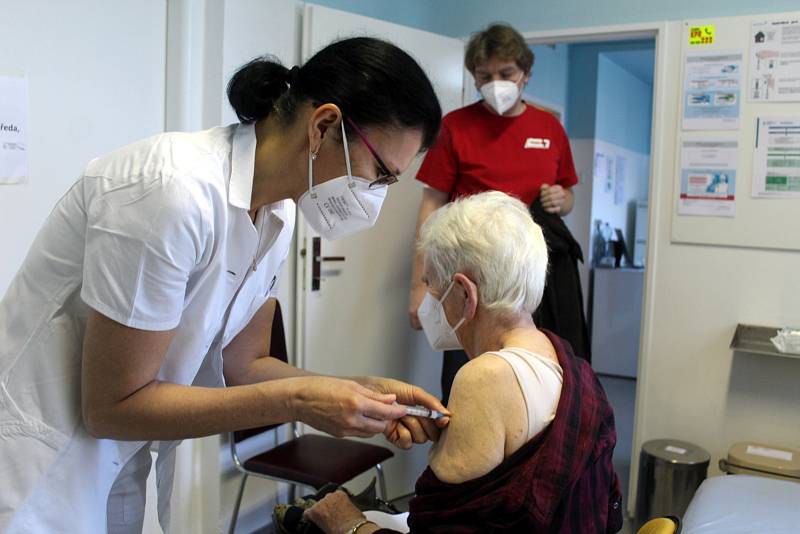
left=0, top=0, right=167, bottom=295
left=632, top=16, right=800, bottom=515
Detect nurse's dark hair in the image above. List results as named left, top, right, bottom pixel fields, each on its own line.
left=465, top=23, right=534, bottom=74
left=226, top=37, right=442, bottom=149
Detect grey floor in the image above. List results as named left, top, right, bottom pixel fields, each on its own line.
left=598, top=374, right=637, bottom=533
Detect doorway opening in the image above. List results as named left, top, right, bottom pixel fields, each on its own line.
left=524, top=29, right=658, bottom=529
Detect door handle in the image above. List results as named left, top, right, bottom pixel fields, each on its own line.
left=311, top=236, right=346, bottom=291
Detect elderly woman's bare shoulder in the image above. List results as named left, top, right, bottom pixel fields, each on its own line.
left=458, top=352, right=520, bottom=387
left=428, top=353, right=526, bottom=484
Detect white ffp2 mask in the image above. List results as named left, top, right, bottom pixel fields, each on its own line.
left=298, top=120, right=388, bottom=241
left=480, top=79, right=521, bottom=115
left=418, top=280, right=465, bottom=351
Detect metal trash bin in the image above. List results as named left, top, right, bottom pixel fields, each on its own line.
left=635, top=439, right=710, bottom=528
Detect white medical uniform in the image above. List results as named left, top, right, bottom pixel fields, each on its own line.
left=0, top=123, right=295, bottom=533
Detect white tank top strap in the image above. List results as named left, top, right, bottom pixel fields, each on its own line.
left=488, top=347, right=564, bottom=441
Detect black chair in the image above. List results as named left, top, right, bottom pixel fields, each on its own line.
left=228, top=300, right=394, bottom=533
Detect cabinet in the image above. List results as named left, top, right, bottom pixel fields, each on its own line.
left=590, top=268, right=644, bottom=378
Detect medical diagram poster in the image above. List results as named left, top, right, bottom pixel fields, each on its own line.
left=752, top=117, right=800, bottom=198
left=678, top=139, right=738, bottom=217
left=682, top=51, right=742, bottom=130
left=0, top=73, right=29, bottom=184
left=749, top=18, right=800, bottom=102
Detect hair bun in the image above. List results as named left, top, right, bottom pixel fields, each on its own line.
left=286, top=65, right=301, bottom=87
left=227, top=56, right=292, bottom=124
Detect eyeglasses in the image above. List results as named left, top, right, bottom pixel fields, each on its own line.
left=345, top=116, right=399, bottom=189
left=474, top=67, right=523, bottom=86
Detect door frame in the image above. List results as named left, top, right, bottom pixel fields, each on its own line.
left=522, top=21, right=669, bottom=517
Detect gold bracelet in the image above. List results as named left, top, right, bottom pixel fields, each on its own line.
left=345, top=518, right=374, bottom=534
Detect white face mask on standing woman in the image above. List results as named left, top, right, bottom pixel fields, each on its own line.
left=417, top=280, right=465, bottom=350
left=298, top=120, right=388, bottom=240
left=480, top=74, right=523, bottom=115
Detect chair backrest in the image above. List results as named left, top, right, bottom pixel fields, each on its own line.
left=268, top=299, right=288, bottom=364
left=636, top=516, right=681, bottom=534
left=232, top=299, right=288, bottom=444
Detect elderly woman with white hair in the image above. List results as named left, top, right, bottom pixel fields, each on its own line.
left=306, top=192, right=623, bottom=534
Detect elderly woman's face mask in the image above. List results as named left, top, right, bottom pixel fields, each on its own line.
left=418, top=280, right=465, bottom=350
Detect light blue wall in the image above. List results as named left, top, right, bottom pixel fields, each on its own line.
left=525, top=44, right=569, bottom=113
left=566, top=40, right=654, bottom=146
left=309, top=0, right=438, bottom=33
left=595, top=54, right=653, bottom=154
left=316, top=0, right=799, bottom=37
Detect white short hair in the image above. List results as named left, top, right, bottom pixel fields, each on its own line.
left=418, top=191, right=548, bottom=316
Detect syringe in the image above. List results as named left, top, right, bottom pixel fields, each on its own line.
left=403, top=404, right=446, bottom=420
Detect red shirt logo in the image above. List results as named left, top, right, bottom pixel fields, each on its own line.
left=524, top=137, right=551, bottom=149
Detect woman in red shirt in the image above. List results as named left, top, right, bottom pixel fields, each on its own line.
left=408, top=24, right=582, bottom=404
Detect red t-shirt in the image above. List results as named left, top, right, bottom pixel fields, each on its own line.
left=416, top=102, right=578, bottom=205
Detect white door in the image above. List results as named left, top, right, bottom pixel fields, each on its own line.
left=297, top=5, right=465, bottom=499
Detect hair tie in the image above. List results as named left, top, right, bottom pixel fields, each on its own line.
left=286, top=65, right=301, bottom=87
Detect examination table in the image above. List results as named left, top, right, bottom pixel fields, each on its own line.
left=681, top=474, right=800, bottom=533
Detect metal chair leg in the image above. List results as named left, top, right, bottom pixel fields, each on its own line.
left=375, top=463, right=387, bottom=500
left=228, top=473, right=249, bottom=534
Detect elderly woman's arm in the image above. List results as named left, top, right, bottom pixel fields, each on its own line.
left=305, top=491, right=383, bottom=534
left=428, top=354, right=526, bottom=483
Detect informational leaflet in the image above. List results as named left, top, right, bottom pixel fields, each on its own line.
left=678, top=139, right=738, bottom=217
left=0, top=73, right=29, bottom=184
left=594, top=152, right=614, bottom=193
left=683, top=51, right=742, bottom=130
left=614, top=155, right=626, bottom=205
left=750, top=18, right=800, bottom=102
left=752, top=117, right=800, bottom=198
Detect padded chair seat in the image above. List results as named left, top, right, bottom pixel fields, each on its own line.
left=243, top=433, right=394, bottom=489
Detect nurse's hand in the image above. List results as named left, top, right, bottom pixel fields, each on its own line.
left=288, top=376, right=407, bottom=438
left=359, top=376, right=450, bottom=449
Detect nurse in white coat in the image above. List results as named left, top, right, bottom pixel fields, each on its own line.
left=0, top=37, right=446, bottom=533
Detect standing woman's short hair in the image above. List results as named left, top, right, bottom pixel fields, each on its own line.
left=226, top=37, right=442, bottom=150
left=465, top=23, right=535, bottom=75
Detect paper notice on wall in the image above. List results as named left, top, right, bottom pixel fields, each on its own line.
left=682, top=51, right=742, bottom=130
left=752, top=117, right=800, bottom=198
left=614, top=155, right=626, bottom=205
left=678, top=139, right=738, bottom=217
left=688, top=25, right=715, bottom=46
left=594, top=152, right=615, bottom=193
left=0, top=73, right=29, bottom=184
left=749, top=18, right=800, bottom=102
